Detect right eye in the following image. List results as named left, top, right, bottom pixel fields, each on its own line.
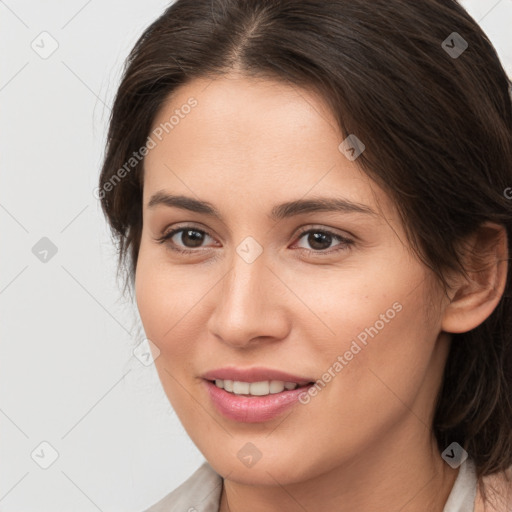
left=155, top=226, right=218, bottom=254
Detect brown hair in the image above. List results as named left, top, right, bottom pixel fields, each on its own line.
left=98, top=0, right=512, bottom=501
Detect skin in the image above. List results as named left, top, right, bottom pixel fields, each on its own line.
left=134, top=74, right=508, bottom=511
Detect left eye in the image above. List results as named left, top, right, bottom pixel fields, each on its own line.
left=294, top=229, right=354, bottom=253
left=156, top=226, right=354, bottom=255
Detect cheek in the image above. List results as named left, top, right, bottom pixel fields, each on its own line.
left=276, top=255, right=413, bottom=351
left=134, top=243, right=216, bottom=362
left=296, top=258, right=436, bottom=400
left=134, top=247, right=207, bottom=409
left=312, top=273, right=438, bottom=432
left=135, top=244, right=181, bottom=348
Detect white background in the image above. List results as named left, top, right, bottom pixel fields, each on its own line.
left=1, top=1, right=511, bottom=510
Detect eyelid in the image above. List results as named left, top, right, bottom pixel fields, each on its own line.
left=293, top=224, right=354, bottom=240
left=159, top=220, right=215, bottom=238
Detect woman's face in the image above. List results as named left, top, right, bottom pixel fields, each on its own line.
left=135, top=75, right=451, bottom=485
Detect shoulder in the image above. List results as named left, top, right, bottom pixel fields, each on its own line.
left=143, top=461, right=223, bottom=512
left=474, top=465, right=512, bottom=512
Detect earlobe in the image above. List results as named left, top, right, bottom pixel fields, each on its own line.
left=441, top=222, right=509, bottom=334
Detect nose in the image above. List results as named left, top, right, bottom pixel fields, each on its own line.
left=207, top=248, right=291, bottom=349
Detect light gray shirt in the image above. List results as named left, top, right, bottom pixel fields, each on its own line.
left=144, top=458, right=477, bottom=512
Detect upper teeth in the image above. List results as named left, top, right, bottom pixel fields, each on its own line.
left=214, top=379, right=301, bottom=396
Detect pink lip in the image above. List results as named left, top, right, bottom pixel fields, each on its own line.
left=201, top=366, right=314, bottom=386
left=204, top=380, right=314, bottom=423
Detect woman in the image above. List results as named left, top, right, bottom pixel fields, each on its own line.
left=98, top=0, right=512, bottom=510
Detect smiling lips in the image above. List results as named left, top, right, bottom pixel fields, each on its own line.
left=201, top=366, right=316, bottom=422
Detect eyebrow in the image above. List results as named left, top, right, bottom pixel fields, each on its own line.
left=147, top=191, right=377, bottom=221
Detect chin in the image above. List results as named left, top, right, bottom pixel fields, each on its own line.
left=203, top=448, right=315, bottom=486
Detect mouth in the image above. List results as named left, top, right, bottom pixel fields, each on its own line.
left=203, top=378, right=316, bottom=423
left=200, top=367, right=317, bottom=421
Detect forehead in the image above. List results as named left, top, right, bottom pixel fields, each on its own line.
left=142, top=75, right=393, bottom=219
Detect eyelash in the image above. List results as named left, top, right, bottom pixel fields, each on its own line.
left=155, top=225, right=355, bottom=256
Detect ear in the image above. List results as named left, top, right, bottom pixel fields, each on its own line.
left=441, top=222, right=509, bottom=334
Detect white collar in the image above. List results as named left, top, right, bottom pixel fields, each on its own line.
left=443, top=459, right=477, bottom=512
